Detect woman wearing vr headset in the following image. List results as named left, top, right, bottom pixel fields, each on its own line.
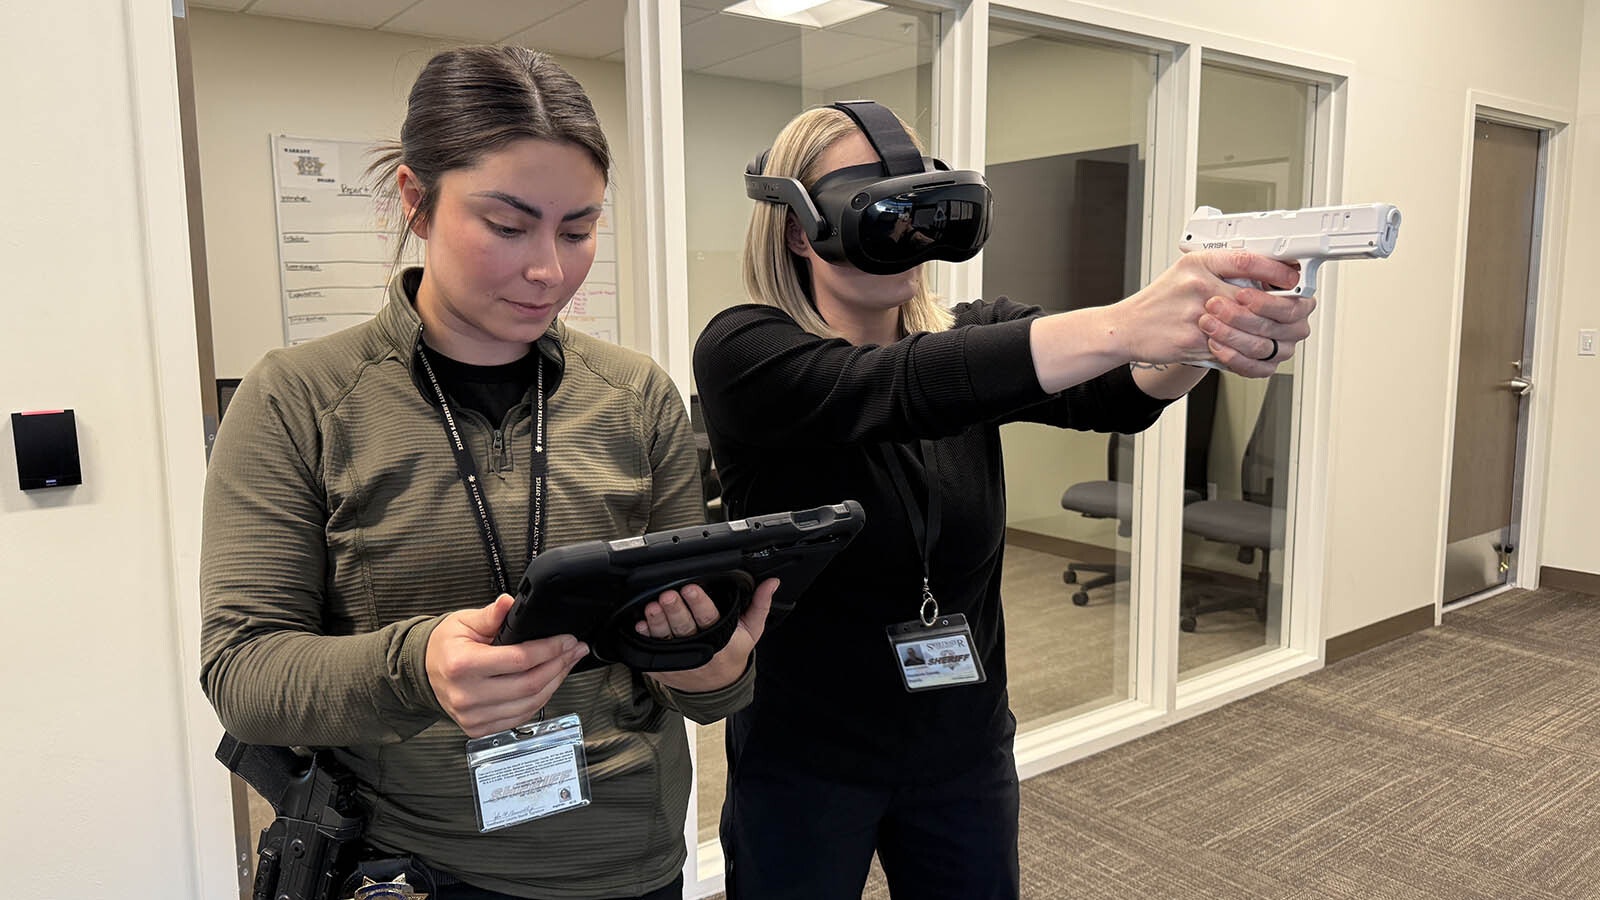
left=693, top=101, right=1313, bottom=899
left=201, top=46, right=773, bottom=900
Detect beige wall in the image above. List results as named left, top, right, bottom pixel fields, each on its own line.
left=683, top=72, right=802, bottom=351
left=1543, top=0, right=1600, bottom=578
left=188, top=9, right=634, bottom=378
left=0, top=1, right=212, bottom=896
left=987, top=36, right=1153, bottom=166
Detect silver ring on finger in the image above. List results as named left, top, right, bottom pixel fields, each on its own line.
left=1255, top=337, right=1279, bottom=362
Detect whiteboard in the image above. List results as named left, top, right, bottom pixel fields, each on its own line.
left=270, top=135, right=408, bottom=346
left=560, top=191, right=620, bottom=344
left=269, top=134, right=621, bottom=347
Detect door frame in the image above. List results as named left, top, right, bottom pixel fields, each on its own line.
left=1433, top=92, right=1573, bottom=618
left=127, top=1, right=242, bottom=897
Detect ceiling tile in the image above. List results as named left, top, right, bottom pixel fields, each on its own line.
left=696, top=28, right=906, bottom=86
left=820, top=7, right=934, bottom=44
left=697, top=36, right=801, bottom=83
left=801, top=42, right=923, bottom=91
left=504, top=0, right=626, bottom=59
left=382, top=0, right=582, bottom=42
left=246, top=0, right=421, bottom=29
left=793, top=30, right=902, bottom=70
left=681, top=5, right=720, bottom=25
left=681, top=12, right=797, bottom=70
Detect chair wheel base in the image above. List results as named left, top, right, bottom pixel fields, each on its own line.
left=1071, top=592, right=1090, bottom=607
left=1062, top=570, right=1078, bottom=585
left=1180, top=616, right=1197, bottom=633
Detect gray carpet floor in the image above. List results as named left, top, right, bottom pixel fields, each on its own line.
left=850, top=586, right=1600, bottom=899
left=244, top=569, right=1600, bottom=898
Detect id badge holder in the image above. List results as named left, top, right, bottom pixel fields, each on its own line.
left=465, top=713, right=590, bottom=833
left=887, top=612, right=986, bottom=692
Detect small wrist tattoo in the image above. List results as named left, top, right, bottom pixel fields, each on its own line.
left=1130, top=361, right=1171, bottom=371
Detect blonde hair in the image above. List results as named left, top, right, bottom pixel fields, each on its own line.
left=742, top=106, right=954, bottom=339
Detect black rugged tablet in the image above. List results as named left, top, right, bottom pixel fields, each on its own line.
left=494, top=500, right=865, bottom=671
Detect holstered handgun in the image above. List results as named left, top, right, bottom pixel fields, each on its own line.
left=216, top=733, right=366, bottom=900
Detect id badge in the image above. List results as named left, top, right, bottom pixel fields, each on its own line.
left=887, top=613, right=986, bottom=692
left=465, top=713, right=590, bottom=832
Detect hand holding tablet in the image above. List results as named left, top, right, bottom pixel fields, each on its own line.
left=493, top=501, right=866, bottom=671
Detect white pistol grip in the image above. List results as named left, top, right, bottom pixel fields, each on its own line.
left=1223, top=257, right=1321, bottom=298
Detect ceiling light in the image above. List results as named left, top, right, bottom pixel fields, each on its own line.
left=721, top=0, right=887, bottom=29
left=752, top=0, right=826, bottom=18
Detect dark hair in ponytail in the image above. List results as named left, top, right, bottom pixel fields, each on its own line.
left=368, top=45, right=611, bottom=263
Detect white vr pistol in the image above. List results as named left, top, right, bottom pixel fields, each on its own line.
left=1177, top=202, right=1403, bottom=298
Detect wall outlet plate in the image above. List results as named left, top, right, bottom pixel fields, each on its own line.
left=1581, top=329, right=1597, bottom=357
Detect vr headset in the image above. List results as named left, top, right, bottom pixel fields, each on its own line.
left=744, top=100, right=993, bottom=275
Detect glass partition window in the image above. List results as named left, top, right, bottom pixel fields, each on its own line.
left=986, top=28, right=1158, bottom=729
left=1177, top=64, right=1313, bottom=676
left=679, top=0, right=938, bottom=845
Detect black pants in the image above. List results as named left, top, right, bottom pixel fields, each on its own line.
left=720, top=743, right=1021, bottom=900
left=429, top=876, right=682, bottom=900
left=354, top=857, right=682, bottom=900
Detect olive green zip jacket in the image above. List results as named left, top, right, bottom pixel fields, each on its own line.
left=200, top=272, right=750, bottom=898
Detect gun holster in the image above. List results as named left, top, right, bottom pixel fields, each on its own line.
left=216, top=734, right=368, bottom=900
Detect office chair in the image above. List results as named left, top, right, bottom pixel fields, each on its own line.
left=1060, top=431, right=1134, bottom=605
left=1178, top=372, right=1293, bottom=632
left=1060, top=369, right=1220, bottom=605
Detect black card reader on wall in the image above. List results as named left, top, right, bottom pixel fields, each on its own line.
left=12, top=410, right=82, bottom=490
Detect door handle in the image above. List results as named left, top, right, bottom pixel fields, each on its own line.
left=1498, top=376, right=1533, bottom=395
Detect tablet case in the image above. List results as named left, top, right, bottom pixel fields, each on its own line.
left=495, top=500, right=865, bottom=671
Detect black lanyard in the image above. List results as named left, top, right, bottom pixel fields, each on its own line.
left=878, top=440, right=941, bottom=626
left=417, top=344, right=548, bottom=597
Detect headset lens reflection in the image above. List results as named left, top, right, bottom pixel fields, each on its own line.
left=860, top=186, right=990, bottom=265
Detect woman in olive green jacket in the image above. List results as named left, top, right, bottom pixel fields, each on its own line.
left=200, top=46, right=769, bottom=900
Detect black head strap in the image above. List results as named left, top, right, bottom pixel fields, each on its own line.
left=830, top=100, right=924, bottom=177
left=746, top=102, right=921, bottom=178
